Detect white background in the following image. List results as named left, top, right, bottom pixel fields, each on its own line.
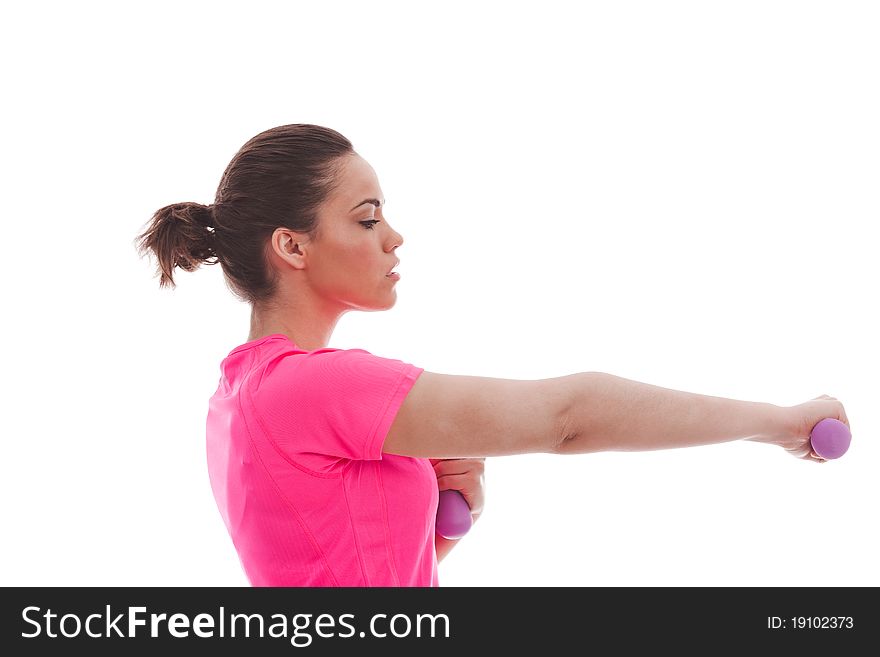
left=1, top=0, right=877, bottom=587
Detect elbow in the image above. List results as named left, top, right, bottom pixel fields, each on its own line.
left=551, top=423, right=576, bottom=455
left=550, top=371, right=596, bottom=454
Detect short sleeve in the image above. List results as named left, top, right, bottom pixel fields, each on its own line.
left=248, top=348, right=424, bottom=469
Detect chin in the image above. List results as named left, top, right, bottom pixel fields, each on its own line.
left=352, top=292, right=397, bottom=312
left=376, top=294, right=398, bottom=311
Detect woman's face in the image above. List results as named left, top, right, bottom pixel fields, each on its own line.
left=301, top=153, right=404, bottom=312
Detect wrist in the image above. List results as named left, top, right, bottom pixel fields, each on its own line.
left=746, top=403, right=790, bottom=445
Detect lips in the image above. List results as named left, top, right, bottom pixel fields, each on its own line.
left=386, top=260, right=400, bottom=276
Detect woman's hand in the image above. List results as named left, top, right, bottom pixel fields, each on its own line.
left=430, top=458, right=485, bottom=524
left=751, top=395, right=851, bottom=462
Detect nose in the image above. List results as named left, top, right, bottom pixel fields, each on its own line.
left=384, top=222, right=404, bottom=251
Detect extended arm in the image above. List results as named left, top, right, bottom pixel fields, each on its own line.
left=383, top=371, right=784, bottom=458
left=556, top=372, right=781, bottom=454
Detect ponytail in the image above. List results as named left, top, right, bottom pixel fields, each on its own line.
left=134, top=201, right=219, bottom=290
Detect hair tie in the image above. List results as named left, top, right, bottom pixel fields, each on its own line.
left=194, top=203, right=215, bottom=230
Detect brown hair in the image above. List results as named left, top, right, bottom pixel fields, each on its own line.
left=134, top=124, right=354, bottom=305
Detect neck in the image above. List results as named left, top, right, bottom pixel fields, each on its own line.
left=248, top=295, right=345, bottom=352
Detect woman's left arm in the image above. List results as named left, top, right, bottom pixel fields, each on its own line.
left=431, top=458, right=485, bottom=562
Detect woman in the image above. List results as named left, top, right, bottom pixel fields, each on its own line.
left=135, top=124, right=850, bottom=587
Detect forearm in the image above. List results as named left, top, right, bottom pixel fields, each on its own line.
left=434, top=534, right=460, bottom=563
left=557, top=372, right=782, bottom=454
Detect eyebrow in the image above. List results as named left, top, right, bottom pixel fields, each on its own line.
left=349, top=198, right=385, bottom=212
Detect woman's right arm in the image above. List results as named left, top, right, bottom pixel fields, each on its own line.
left=382, top=371, right=849, bottom=460
left=383, top=371, right=576, bottom=458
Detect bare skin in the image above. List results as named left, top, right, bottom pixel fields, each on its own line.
left=247, top=153, right=403, bottom=349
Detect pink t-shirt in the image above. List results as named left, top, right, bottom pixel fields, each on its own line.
left=205, top=334, right=436, bottom=586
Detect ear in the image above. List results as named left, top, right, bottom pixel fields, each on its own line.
left=270, top=227, right=310, bottom=270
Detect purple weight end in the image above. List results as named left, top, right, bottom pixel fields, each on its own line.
left=436, top=490, right=473, bottom=539
left=810, top=418, right=851, bottom=459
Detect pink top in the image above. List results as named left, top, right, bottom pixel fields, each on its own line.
left=205, top=334, right=436, bottom=586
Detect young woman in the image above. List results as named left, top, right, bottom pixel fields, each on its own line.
left=135, top=124, right=850, bottom=587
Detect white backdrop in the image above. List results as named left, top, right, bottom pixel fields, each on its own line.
left=2, top=0, right=877, bottom=587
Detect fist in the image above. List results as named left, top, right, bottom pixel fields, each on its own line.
left=429, top=458, right=485, bottom=523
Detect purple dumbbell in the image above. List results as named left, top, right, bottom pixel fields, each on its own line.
left=810, top=418, right=851, bottom=459
left=436, top=490, right=473, bottom=539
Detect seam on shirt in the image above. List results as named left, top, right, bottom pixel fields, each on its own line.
left=363, top=363, right=414, bottom=460
left=228, top=334, right=287, bottom=357
left=340, top=473, right=370, bottom=587
left=247, top=370, right=345, bottom=480
left=375, top=460, right=402, bottom=586
left=238, top=384, right=341, bottom=586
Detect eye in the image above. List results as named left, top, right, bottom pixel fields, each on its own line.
left=359, top=219, right=380, bottom=230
